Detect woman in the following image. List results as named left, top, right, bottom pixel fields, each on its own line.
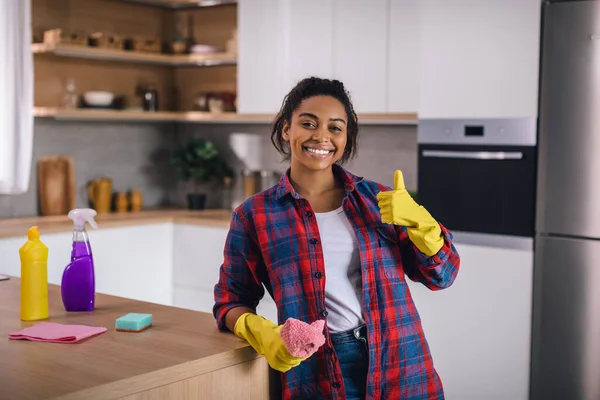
left=213, top=77, right=460, bottom=400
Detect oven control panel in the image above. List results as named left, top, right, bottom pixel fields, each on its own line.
left=418, top=118, right=537, bottom=146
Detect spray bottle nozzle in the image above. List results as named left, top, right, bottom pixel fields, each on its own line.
left=68, top=208, right=99, bottom=231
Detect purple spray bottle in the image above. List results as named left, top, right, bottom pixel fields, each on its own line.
left=61, top=208, right=98, bottom=312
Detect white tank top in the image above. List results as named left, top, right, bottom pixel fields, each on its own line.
left=315, top=206, right=364, bottom=332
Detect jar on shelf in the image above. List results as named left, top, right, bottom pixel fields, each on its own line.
left=62, top=78, right=78, bottom=109
left=140, top=85, right=158, bottom=111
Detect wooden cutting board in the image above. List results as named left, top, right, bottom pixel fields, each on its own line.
left=37, top=156, right=75, bottom=216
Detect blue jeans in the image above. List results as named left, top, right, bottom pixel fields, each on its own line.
left=330, top=325, right=369, bottom=400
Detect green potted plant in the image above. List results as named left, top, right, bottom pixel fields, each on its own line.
left=170, top=137, right=233, bottom=210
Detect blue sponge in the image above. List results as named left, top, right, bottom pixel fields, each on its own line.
left=116, top=313, right=153, bottom=332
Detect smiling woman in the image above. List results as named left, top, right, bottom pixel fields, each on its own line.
left=271, top=78, right=359, bottom=166
left=269, top=78, right=359, bottom=214
left=213, top=76, right=461, bottom=400
left=285, top=97, right=348, bottom=169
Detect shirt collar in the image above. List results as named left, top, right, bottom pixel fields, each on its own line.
left=275, top=164, right=364, bottom=201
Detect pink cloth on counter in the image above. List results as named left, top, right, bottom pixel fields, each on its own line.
left=9, top=322, right=107, bottom=343
left=279, top=318, right=326, bottom=358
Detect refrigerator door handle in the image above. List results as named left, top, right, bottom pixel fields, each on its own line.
left=421, top=150, right=524, bottom=160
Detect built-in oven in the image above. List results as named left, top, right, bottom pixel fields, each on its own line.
left=417, top=119, right=537, bottom=240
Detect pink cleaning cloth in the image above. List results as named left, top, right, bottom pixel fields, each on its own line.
left=9, top=322, right=107, bottom=344
left=279, top=318, right=326, bottom=358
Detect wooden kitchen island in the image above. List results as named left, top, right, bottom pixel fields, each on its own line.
left=0, top=278, right=271, bottom=400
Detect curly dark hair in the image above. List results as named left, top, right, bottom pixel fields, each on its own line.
left=270, top=77, right=359, bottom=165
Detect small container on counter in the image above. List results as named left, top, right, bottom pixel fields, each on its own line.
left=259, top=170, right=280, bottom=191
left=240, top=169, right=281, bottom=200
left=222, top=177, right=233, bottom=210
left=87, top=177, right=112, bottom=214
left=114, top=192, right=128, bottom=213
left=129, top=188, right=143, bottom=212
left=242, top=169, right=258, bottom=199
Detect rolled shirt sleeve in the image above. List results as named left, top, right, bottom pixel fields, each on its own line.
left=213, top=211, right=266, bottom=331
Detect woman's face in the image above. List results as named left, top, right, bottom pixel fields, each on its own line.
left=283, top=95, right=348, bottom=173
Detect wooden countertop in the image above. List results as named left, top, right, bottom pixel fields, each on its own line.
left=0, top=209, right=233, bottom=239
left=0, top=277, right=265, bottom=400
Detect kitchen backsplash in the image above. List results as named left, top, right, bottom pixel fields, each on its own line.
left=176, top=122, right=418, bottom=208
left=0, top=119, right=178, bottom=218
left=0, top=119, right=417, bottom=218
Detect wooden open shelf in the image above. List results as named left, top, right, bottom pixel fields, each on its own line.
left=32, top=43, right=236, bottom=67
left=120, top=0, right=237, bottom=9
left=30, top=2, right=417, bottom=127
left=33, top=107, right=418, bottom=125
left=33, top=107, right=268, bottom=124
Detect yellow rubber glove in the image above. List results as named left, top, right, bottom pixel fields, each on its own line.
left=234, top=312, right=307, bottom=372
left=376, top=170, right=444, bottom=256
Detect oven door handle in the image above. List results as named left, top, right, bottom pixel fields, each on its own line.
left=421, top=150, right=524, bottom=160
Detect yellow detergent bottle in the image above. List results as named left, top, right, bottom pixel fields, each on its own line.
left=19, top=226, right=49, bottom=321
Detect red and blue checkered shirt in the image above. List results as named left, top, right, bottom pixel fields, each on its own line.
left=214, top=164, right=460, bottom=399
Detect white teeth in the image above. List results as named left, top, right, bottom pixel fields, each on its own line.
left=306, top=148, right=331, bottom=155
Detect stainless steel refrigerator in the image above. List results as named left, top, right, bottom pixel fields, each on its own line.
left=531, top=1, right=600, bottom=399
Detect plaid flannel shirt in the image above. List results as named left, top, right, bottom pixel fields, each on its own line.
left=214, top=164, right=460, bottom=399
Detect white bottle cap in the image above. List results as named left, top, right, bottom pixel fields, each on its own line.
left=68, top=208, right=99, bottom=231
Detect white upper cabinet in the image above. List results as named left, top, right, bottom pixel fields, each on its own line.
left=418, top=0, right=541, bottom=119
left=332, top=0, right=388, bottom=114
left=237, top=0, right=288, bottom=115
left=237, top=0, right=334, bottom=115
left=237, top=0, right=420, bottom=115
left=287, top=1, right=334, bottom=90
left=387, top=0, right=420, bottom=114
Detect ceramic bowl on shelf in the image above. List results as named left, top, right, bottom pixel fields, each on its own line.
left=83, top=91, right=115, bottom=107
left=190, top=44, right=217, bottom=54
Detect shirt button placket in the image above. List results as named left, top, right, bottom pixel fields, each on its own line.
left=307, top=211, right=322, bottom=280
left=307, top=208, right=329, bottom=364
